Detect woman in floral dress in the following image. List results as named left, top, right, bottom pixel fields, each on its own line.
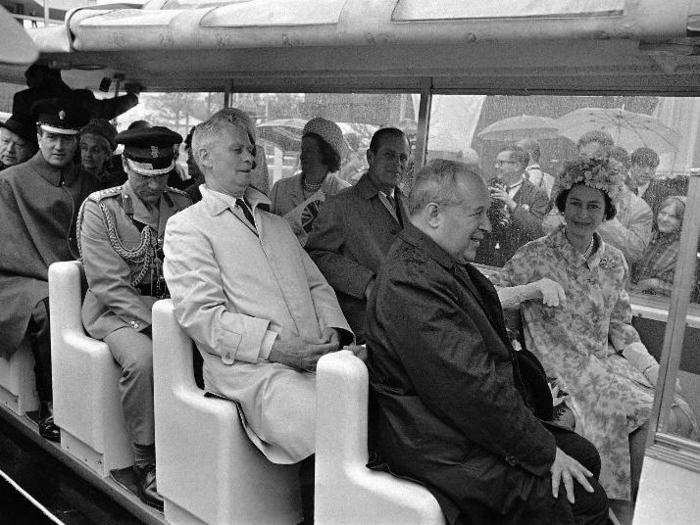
left=494, top=158, right=696, bottom=513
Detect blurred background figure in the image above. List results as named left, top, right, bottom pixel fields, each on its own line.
left=474, top=144, right=548, bottom=267
left=79, top=119, right=123, bottom=191
left=182, top=126, right=205, bottom=201
left=339, top=132, right=366, bottom=185
left=0, top=114, right=37, bottom=170
left=627, top=147, right=688, bottom=216
left=598, top=145, right=653, bottom=265
left=517, top=138, right=554, bottom=197
left=270, top=117, right=349, bottom=245
left=631, top=196, right=687, bottom=297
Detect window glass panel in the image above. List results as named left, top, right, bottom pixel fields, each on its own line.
left=116, top=92, right=417, bottom=188
left=426, top=95, right=699, bottom=454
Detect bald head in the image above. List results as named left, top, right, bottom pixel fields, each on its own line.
left=408, top=159, right=491, bottom=263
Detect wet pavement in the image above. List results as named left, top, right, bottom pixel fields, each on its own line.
left=0, top=417, right=142, bottom=524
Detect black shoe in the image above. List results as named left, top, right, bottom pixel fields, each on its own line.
left=39, top=414, right=61, bottom=442
left=133, top=464, right=164, bottom=511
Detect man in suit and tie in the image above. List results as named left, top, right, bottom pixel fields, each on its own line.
left=475, top=145, right=549, bottom=267
left=307, top=127, right=410, bottom=342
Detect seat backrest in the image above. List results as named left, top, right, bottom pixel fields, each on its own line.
left=316, top=350, right=369, bottom=466
left=152, top=299, right=195, bottom=391
left=48, top=260, right=84, bottom=345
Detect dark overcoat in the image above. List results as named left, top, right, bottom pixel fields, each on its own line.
left=366, top=224, right=558, bottom=523
left=0, top=152, right=97, bottom=356
left=306, top=173, right=405, bottom=339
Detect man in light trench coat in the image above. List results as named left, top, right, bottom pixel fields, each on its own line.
left=163, top=108, right=356, bottom=524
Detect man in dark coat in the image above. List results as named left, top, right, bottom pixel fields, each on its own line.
left=307, top=127, right=410, bottom=341
left=366, top=159, right=609, bottom=524
left=0, top=98, right=92, bottom=441
left=475, top=144, right=549, bottom=267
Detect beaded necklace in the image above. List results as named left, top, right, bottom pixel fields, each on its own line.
left=302, top=173, right=324, bottom=196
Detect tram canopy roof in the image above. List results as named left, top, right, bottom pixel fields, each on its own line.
left=2, top=0, right=700, bottom=93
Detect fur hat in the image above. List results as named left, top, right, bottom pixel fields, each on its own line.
left=303, top=117, right=345, bottom=159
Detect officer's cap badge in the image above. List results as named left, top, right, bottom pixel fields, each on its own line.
left=150, top=146, right=160, bottom=158
left=58, top=109, right=66, bottom=121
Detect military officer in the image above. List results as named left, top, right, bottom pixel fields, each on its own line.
left=77, top=126, right=192, bottom=510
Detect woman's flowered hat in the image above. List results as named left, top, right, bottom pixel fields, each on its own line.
left=556, top=157, right=624, bottom=202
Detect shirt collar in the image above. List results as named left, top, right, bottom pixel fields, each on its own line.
left=121, top=181, right=166, bottom=227
left=638, top=181, right=651, bottom=197
left=200, top=184, right=271, bottom=216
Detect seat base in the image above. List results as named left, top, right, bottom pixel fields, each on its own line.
left=164, top=500, right=206, bottom=525
left=61, top=430, right=133, bottom=478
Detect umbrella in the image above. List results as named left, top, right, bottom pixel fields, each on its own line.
left=554, top=107, right=681, bottom=153
left=256, top=118, right=306, bottom=151
left=477, top=114, right=560, bottom=142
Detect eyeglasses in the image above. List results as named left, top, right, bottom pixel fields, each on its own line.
left=494, top=160, right=518, bottom=167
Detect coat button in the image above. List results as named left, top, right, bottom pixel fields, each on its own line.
left=505, top=455, right=518, bottom=466
left=222, top=352, right=234, bottom=365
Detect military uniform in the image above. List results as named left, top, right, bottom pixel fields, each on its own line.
left=76, top=126, right=190, bottom=510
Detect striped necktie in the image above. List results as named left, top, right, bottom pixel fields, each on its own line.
left=236, top=198, right=256, bottom=228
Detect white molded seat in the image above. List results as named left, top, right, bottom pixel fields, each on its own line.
left=0, top=340, right=39, bottom=415
left=48, top=260, right=133, bottom=476
left=315, top=350, right=445, bottom=525
left=152, top=299, right=301, bottom=525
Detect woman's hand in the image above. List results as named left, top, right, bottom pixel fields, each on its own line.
left=533, top=278, right=566, bottom=307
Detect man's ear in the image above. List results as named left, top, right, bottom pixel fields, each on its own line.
left=425, top=202, right=441, bottom=228
left=197, top=147, right=210, bottom=170
left=366, top=149, right=374, bottom=168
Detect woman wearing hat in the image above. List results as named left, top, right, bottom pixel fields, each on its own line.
left=79, top=118, right=125, bottom=190
left=270, top=117, right=350, bottom=245
left=493, top=157, right=696, bottom=519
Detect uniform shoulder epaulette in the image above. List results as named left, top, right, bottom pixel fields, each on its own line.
left=87, top=185, right=123, bottom=202
left=167, top=186, right=193, bottom=200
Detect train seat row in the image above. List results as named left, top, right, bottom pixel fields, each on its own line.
left=0, top=339, right=39, bottom=415
left=4, top=260, right=443, bottom=524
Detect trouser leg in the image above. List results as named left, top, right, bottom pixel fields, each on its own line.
left=298, top=455, right=314, bottom=525
left=27, top=298, right=52, bottom=403
left=104, top=327, right=155, bottom=447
